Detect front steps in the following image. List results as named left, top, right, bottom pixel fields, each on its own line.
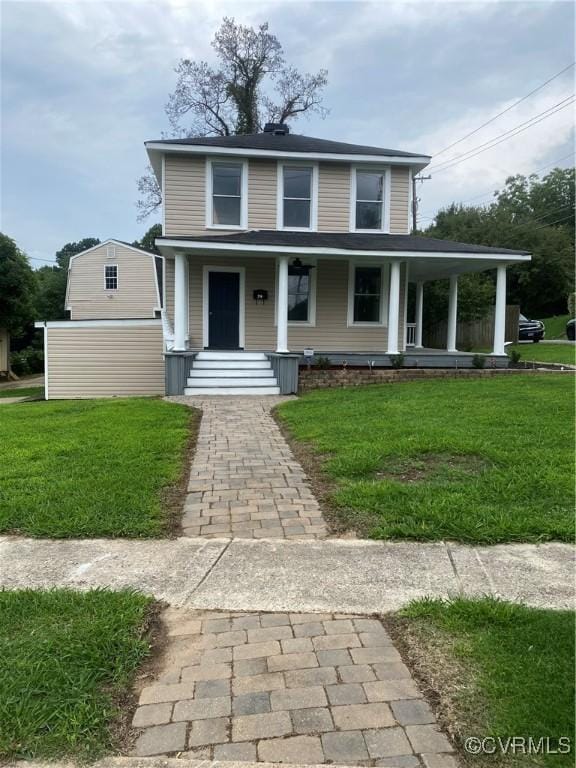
left=184, top=351, right=280, bottom=396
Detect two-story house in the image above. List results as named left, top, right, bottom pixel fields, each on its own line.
left=37, top=124, right=530, bottom=398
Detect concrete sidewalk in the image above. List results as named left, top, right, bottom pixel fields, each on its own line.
left=0, top=536, right=572, bottom=612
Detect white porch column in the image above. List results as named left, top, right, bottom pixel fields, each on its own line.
left=173, top=252, right=188, bottom=351
left=493, top=265, right=507, bottom=355
left=447, top=274, right=458, bottom=352
left=276, top=255, right=289, bottom=353
left=387, top=260, right=401, bottom=355
left=415, top=281, right=424, bottom=348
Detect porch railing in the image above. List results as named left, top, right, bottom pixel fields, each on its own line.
left=405, top=323, right=416, bottom=347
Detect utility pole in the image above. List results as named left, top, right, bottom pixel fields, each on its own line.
left=412, top=174, right=431, bottom=232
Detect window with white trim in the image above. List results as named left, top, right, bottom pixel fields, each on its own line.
left=104, top=264, right=118, bottom=291
left=211, top=162, right=244, bottom=226
left=288, top=265, right=311, bottom=322
left=352, top=266, right=382, bottom=323
left=354, top=169, right=388, bottom=230
left=281, top=166, right=314, bottom=229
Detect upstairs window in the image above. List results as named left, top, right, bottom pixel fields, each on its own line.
left=209, top=161, right=246, bottom=228
left=104, top=264, right=118, bottom=291
left=353, top=169, right=389, bottom=231
left=351, top=265, right=383, bottom=323
left=279, top=165, right=317, bottom=230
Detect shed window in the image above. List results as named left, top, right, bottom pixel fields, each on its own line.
left=355, top=170, right=386, bottom=230
left=212, top=162, right=243, bottom=226
left=353, top=266, right=381, bottom=322
left=105, top=264, right=118, bottom=291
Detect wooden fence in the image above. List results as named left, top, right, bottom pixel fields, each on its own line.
left=424, top=305, right=520, bottom=350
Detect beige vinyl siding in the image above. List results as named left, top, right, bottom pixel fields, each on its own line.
left=163, top=154, right=412, bottom=236
left=165, top=156, right=278, bottom=236
left=46, top=324, right=164, bottom=398
left=318, top=163, right=350, bottom=232
left=184, top=255, right=406, bottom=352
left=390, top=167, right=410, bottom=234
left=67, top=244, right=159, bottom=320
left=248, top=160, right=277, bottom=229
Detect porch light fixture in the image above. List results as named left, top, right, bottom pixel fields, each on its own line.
left=290, top=257, right=316, bottom=276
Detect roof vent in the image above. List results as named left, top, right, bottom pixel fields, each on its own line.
left=263, top=123, right=290, bottom=135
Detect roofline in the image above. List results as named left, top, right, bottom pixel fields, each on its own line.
left=155, top=237, right=531, bottom=262
left=145, top=142, right=431, bottom=184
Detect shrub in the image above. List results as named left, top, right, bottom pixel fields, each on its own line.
left=315, top=355, right=331, bottom=370
left=10, top=346, right=44, bottom=376
left=509, top=349, right=522, bottom=364
left=472, top=354, right=486, bottom=369
left=389, top=353, right=405, bottom=369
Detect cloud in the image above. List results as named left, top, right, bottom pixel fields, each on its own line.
left=1, top=0, right=574, bottom=264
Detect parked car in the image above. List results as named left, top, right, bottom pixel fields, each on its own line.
left=518, top=314, right=545, bottom=342
left=567, top=319, right=575, bottom=341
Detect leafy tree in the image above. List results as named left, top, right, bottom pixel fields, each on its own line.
left=133, top=224, right=162, bottom=254
left=137, top=18, right=328, bottom=218
left=422, top=168, right=575, bottom=319
left=0, top=233, right=36, bottom=336
left=35, top=238, right=100, bottom=321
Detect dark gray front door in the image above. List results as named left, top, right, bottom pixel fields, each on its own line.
left=208, top=271, right=240, bottom=349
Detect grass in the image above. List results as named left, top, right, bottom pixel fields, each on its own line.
left=394, top=598, right=575, bottom=767
left=0, top=589, right=153, bottom=761
left=276, top=375, right=574, bottom=543
left=0, top=386, right=44, bottom=399
left=540, top=313, right=570, bottom=339
left=507, top=342, right=575, bottom=366
left=0, top=398, right=194, bottom=537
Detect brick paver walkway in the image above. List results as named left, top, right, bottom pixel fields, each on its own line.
left=167, top=397, right=328, bottom=540
left=133, top=609, right=456, bottom=766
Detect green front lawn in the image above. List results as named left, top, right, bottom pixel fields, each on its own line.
left=0, top=398, right=194, bottom=537
left=508, top=342, right=575, bottom=366
left=395, top=598, right=574, bottom=767
left=276, top=376, right=574, bottom=543
left=0, top=386, right=44, bottom=399
left=0, top=589, right=152, bottom=761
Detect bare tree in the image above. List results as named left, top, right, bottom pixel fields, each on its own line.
left=137, top=18, right=328, bottom=219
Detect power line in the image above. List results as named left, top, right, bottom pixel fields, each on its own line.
left=431, top=62, right=575, bottom=159
left=28, top=256, right=57, bottom=264
left=528, top=212, right=574, bottom=232
left=418, top=151, right=575, bottom=221
left=429, top=96, right=575, bottom=174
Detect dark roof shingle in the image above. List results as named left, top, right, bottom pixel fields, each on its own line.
left=148, top=132, right=428, bottom=159
left=157, top=230, right=529, bottom=256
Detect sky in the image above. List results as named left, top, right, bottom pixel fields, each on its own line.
left=1, top=0, right=574, bottom=267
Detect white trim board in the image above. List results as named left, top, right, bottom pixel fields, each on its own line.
left=274, top=257, right=318, bottom=328
left=157, top=238, right=530, bottom=263
left=35, top=319, right=162, bottom=329
left=146, top=142, right=431, bottom=186
left=202, top=265, right=246, bottom=349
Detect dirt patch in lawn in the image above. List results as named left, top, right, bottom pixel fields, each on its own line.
left=384, top=613, right=487, bottom=767
left=113, top=600, right=168, bottom=756
left=376, top=452, right=490, bottom=484
left=161, top=407, right=201, bottom=537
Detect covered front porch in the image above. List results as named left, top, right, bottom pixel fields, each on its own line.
left=157, top=231, right=530, bottom=393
